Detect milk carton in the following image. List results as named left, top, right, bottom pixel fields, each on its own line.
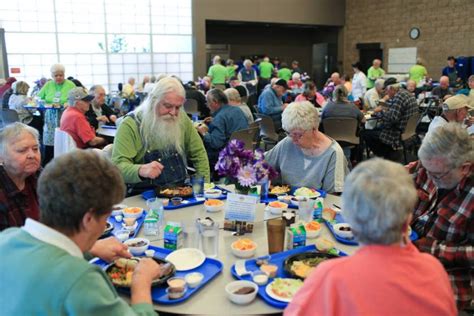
left=164, top=222, right=183, bottom=250
left=286, top=223, right=306, bottom=250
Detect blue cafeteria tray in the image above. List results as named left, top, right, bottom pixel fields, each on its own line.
left=141, top=185, right=229, bottom=210
left=261, top=187, right=327, bottom=209
left=93, top=245, right=223, bottom=304
left=325, top=213, right=419, bottom=246
left=230, top=244, right=346, bottom=309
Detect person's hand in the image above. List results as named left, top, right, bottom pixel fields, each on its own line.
left=139, top=161, right=164, bottom=179
left=89, top=237, right=131, bottom=263
left=110, top=115, right=117, bottom=123
left=203, top=116, right=213, bottom=124
left=132, top=258, right=165, bottom=285
left=282, top=103, right=289, bottom=110
left=382, top=95, right=390, bottom=101
left=97, top=115, right=109, bottom=123
left=196, top=124, right=209, bottom=136
left=374, top=105, right=384, bottom=113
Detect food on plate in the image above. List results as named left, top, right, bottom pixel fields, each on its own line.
left=260, top=264, right=278, bottom=278
left=123, top=207, right=142, bottom=214
left=204, top=182, right=215, bottom=190
left=107, top=258, right=138, bottom=286
left=232, top=238, right=256, bottom=251
left=314, top=237, right=335, bottom=253
left=268, top=201, right=288, bottom=208
left=160, top=186, right=193, bottom=197
left=204, top=189, right=222, bottom=198
left=294, top=187, right=319, bottom=198
left=290, top=257, right=329, bottom=279
left=127, top=240, right=147, bottom=247
left=234, top=287, right=255, bottom=295
left=270, top=278, right=303, bottom=299
left=322, top=208, right=337, bottom=221
left=204, top=199, right=224, bottom=207
left=277, top=195, right=293, bottom=204
left=305, top=221, right=321, bottom=231
left=270, top=185, right=291, bottom=195
left=123, top=217, right=136, bottom=227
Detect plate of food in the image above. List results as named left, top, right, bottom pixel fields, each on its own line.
left=155, top=185, right=193, bottom=198
left=101, top=221, right=114, bottom=237
left=283, top=252, right=339, bottom=280
left=105, top=257, right=175, bottom=287
left=265, top=278, right=304, bottom=303
left=269, top=184, right=291, bottom=196
left=293, top=187, right=320, bottom=199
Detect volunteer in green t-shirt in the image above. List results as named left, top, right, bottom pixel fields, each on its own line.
left=207, top=55, right=227, bottom=89
left=409, top=58, right=428, bottom=85
left=366, top=59, right=385, bottom=89
left=259, top=57, right=274, bottom=80
left=277, top=62, right=292, bottom=82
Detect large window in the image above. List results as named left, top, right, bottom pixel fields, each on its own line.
left=0, top=0, right=192, bottom=93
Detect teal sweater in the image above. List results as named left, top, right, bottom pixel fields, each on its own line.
left=0, top=228, right=156, bottom=316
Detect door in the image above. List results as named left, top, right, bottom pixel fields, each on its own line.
left=312, top=43, right=337, bottom=89
left=356, top=43, right=383, bottom=74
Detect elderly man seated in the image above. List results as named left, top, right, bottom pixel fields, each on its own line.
left=0, top=150, right=169, bottom=315
left=85, top=85, right=117, bottom=130
left=196, top=89, right=248, bottom=170
left=432, top=76, right=454, bottom=101
left=60, top=87, right=106, bottom=149
left=112, top=76, right=210, bottom=193
left=407, top=123, right=473, bottom=311
left=265, top=101, right=348, bottom=193
left=257, top=79, right=289, bottom=129
left=224, top=88, right=254, bottom=125
left=362, top=78, right=418, bottom=160
left=427, top=94, right=473, bottom=136
left=363, top=78, right=385, bottom=110
left=285, top=158, right=456, bottom=316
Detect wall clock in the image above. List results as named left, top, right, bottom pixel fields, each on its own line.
left=409, top=27, right=420, bottom=40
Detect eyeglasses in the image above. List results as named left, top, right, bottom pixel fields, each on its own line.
left=285, top=130, right=307, bottom=141
left=426, top=168, right=452, bottom=180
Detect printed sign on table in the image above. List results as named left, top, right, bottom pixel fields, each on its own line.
left=224, top=193, right=258, bottom=233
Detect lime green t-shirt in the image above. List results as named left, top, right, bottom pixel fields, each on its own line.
left=259, top=61, right=274, bottom=79
left=277, top=68, right=292, bottom=82
left=226, top=66, right=236, bottom=78
left=207, top=64, right=227, bottom=85
left=409, top=65, right=427, bottom=84
left=366, top=67, right=385, bottom=89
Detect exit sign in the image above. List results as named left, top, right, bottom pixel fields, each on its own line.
left=10, top=67, right=21, bottom=74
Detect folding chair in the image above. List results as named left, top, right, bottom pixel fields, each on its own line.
left=230, top=127, right=260, bottom=150
left=400, top=113, right=421, bottom=164
left=256, top=114, right=281, bottom=150
left=322, top=117, right=361, bottom=161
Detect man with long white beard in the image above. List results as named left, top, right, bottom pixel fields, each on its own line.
left=407, top=123, right=473, bottom=312
left=112, top=76, right=210, bottom=193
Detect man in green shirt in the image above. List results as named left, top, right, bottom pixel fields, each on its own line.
left=112, top=76, right=210, bottom=190
left=0, top=150, right=168, bottom=316
left=277, top=62, right=292, bottom=82
left=367, top=59, right=385, bottom=89
left=409, top=58, right=428, bottom=85
left=207, top=55, right=227, bottom=90
left=259, top=57, right=274, bottom=80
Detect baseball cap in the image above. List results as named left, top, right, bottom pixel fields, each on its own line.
left=274, top=78, right=289, bottom=90
left=442, top=95, right=473, bottom=111
left=68, top=87, right=94, bottom=105
left=383, top=77, right=398, bottom=89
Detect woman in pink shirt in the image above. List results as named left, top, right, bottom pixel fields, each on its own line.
left=295, top=81, right=325, bottom=107
left=285, top=158, right=457, bottom=316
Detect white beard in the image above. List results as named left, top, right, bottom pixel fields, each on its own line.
left=140, top=112, right=183, bottom=154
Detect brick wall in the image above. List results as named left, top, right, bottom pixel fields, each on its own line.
left=343, top=0, right=474, bottom=78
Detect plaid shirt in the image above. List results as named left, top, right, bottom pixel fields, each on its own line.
left=0, top=165, right=40, bottom=231
left=380, top=89, right=418, bottom=147
left=407, top=160, right=473, bottom=309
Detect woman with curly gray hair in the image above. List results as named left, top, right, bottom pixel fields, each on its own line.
left=286, top=158, right=456, bottom=316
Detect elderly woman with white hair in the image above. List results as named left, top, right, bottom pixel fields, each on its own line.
left=0, top=123, right=41, bottom=230
left=112, top=76, right=209, bottom=193
left=287, top=72, right=304, bottom=94
left=37, top=63, right=76, bottom=164
left=238, top=59, right=258, bottom=95
left=265, top=101, right=348, bottom=193
left=286, top=158, right=457, bottom=316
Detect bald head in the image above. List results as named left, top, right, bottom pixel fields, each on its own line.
left=373, top=59, right=382, bottom=68
left=331, top=72, right=341, bottom=85
left=439, top=76, right=450, bottom=89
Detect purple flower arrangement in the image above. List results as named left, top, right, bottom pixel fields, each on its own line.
left=215, top=140, right=278, bottom=188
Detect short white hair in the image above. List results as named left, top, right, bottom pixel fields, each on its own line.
left=50, top=64, right=65, bottom=74
left=342, top=158, right=417, bottom=245
left=292, top=72, right=301, bottom=80
left=418, top=122, right=473, bottom=169
left=374, top=79, right=385, bottom=89
left=0, top=122, right=39, bottom=157
left=224, top=88, right=241, bottom=103
left=243, top=59, right=253, bottom=67
left=282, top=101, right=319, bottom=132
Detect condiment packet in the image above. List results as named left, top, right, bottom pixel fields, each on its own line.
left=235, top=260, right=251, bottom=276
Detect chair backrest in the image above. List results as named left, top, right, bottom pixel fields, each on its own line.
left=184, top=99, right=199, bottom=115
left=230, top=127, right=260, bottom=150
left=401, top=113, right=420, bottom=141
left=0, top=109, right=19, bottom=126
left=249, top=117, right=262, bottom=129
left=54, top=128, right=77, bottom=157
left=256, top=114, right=279, bottom=142
left=322, top=117, right=360, bottom=145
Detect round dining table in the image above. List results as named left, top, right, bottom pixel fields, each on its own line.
left=120, top=193, right=359, bottom=315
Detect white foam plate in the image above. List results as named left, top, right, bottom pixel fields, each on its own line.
left=265, top=281, right=293, bottom=303
left=165, top=248, right=206, bottom=271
